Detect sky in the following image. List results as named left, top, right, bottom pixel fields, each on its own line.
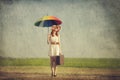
left=0, top=0, right=120, bottom=58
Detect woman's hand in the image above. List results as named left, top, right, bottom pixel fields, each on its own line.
left=47, top=41, right=49, bottom=44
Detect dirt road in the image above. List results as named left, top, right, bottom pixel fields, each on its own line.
left=0, top=66, right=120, bottom=80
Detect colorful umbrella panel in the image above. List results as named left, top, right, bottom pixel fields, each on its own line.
left=34, top=16, right=62, bottom=27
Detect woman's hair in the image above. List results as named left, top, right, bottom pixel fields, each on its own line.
left=51, top=30, right=58, bottom=37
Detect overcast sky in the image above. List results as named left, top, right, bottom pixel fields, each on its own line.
left=0, top=0, right=120, bottom=58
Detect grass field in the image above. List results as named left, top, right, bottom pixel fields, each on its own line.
left=0, top=58, right=120, bottom=68
left=0, top=58, right=120, bottom=80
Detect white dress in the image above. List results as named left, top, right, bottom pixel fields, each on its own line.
left=48, top=35, right=60, bottom=56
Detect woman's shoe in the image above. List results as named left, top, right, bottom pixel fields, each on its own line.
left=54, top=74, right=57, bottom=77
left=51, top=73, right=54, bottom=77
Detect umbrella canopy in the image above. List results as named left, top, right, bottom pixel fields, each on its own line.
left=34, top=16, right=62, bottom=27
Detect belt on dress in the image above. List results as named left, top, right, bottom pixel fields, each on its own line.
left=51, top=42, right=59, bottom=45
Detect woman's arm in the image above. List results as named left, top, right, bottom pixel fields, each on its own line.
left=58, top=34, right=61, bottom=45
left=58, top=34, right=62, bottom=53
left=47, top=34, right=51, bottom=44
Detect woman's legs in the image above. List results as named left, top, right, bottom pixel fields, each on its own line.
left=50, top=56, right=57, bottom=77
left=53, top=56, right=57, bottom=76
left=50, top=57, right=54, bottom=76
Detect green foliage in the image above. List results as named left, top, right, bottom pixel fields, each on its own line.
left=0, top=58, right=120, bottom=69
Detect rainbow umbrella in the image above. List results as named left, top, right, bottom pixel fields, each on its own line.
left=34, top=16, right=62, bottom=27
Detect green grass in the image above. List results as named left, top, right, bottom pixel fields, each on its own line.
left=0, top=58, right=120, bottom=69
left=64, top=58, right=120, bottom=69
left=0, top=58, right=49, bottom=66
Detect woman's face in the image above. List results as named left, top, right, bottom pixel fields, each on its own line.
left=51, top=25, right=58, bottom=32
left=51, top=25, right=61, bottom=32
left=54, top=27, right=58, bottom=32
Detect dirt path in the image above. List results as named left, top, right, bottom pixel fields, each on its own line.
left=0, top=66, right=120, bottom=80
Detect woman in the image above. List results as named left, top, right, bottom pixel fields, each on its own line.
left=47, top=25, right=61, bottom=77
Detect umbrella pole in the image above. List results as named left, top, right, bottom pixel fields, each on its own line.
left=47, top=27, right=50, bottom=44
left=48, top=27, right=50, bottom=34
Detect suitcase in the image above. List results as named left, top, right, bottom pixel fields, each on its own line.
left=56, top=54, right=64, bottom=65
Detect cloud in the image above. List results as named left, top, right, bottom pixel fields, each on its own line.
left=0, top=0, right=120, bottom=58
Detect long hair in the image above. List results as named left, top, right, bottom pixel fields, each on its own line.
left=51, top=30, right=58, bottom=37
